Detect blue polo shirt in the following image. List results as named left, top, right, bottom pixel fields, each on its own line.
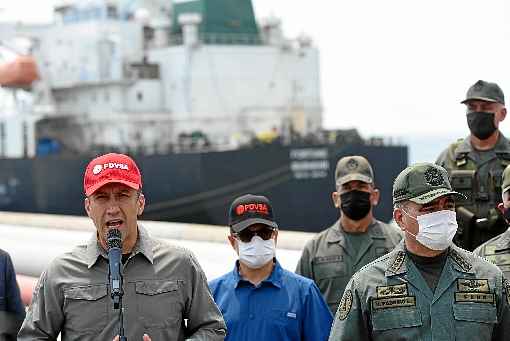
left=209, top=260, right=333, bottom=341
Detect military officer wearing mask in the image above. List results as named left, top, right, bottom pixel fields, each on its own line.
left=475, top=164, right=510, bottom=279
left=436, top=80, right=510, bottom=251
left=328, top=163, right=510, bottom=341
left=295, top=155, right=402, bottom=313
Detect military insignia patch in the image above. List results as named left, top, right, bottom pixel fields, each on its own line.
left=338, top=289, right=353, bottom=320
left=449, top=249, right=472, bottom=272
left=457, top=279, right=490, bottom=293
left=346, top=158, right=358, bottom=170
left=376, top=284, right=408, bottom=298
left=372, top=296, right=416, bottom=310
left=503, top=279, right=510, bottom=305
left=388, top=251, right=405, bottom=274
left=424, top=167, right=444, bottom=186
left=455, top=292, right=495, bottom=304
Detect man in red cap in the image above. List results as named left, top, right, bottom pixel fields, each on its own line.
left=18, top=153, right=226, bottom=341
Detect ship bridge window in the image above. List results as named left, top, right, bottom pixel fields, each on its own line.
left=130, top=63, right=160, bottom=79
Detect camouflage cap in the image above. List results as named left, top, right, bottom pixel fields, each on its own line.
left=335, top=155, right=374, bottom=187
left=461, top=80, right=505, bottom=105
left=502, top=164, right=510, bottom=194
left=393, top=163, right=465, bottom=204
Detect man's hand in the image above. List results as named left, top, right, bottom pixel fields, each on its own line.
left=113, top=334, right=151, bottom=341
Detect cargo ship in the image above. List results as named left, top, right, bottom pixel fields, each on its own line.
left=0, top=0, right=407, bottom=232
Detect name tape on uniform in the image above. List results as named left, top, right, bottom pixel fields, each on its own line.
left=372, top=296, right=416, bottom=310
left=454, top=292, right=495, bottom=304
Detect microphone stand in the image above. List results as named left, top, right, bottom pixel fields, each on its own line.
left=108, top=228, right=127, bottom=341
left=110, top=267, right=127, bottom=341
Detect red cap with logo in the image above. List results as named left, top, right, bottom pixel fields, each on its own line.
left=83, top=153, right=142, bottom=196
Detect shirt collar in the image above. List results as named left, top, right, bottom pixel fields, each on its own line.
left=494, top=227, right=510, bottom=250
left=384, top=242, right=474, bottom=277
left=456, top=133, right=510, bottom=155
left=326, top=219, right=382, bottom=244
left=232, top=259, right=283, bottom=289
left=85, top=224, right=154, bottom=268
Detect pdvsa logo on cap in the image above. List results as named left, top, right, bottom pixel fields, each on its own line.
left=236, top=203, right=269, bottom=216
left=92, top=163, right=129, bottom=175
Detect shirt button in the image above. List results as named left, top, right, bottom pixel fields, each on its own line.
left=249, top=314, right=254, bottom=319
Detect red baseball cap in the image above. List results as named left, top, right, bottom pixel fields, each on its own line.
left=83, top=153, right=142, bottom=196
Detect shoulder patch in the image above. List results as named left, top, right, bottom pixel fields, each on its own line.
left=450, top=249, right=472, bottom=272
left=388, top=251, right=405, bottom=274
left=338, top=289, right=353, bottom=320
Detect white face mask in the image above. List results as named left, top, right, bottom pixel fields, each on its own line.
left=402, top=209, right=458, bottom=251
left=237, top=236, right=276, bottom=269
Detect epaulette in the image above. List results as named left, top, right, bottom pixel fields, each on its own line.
left=387, top=251, right=405, bottom=274
left=449, top=248, right=472, bottom=272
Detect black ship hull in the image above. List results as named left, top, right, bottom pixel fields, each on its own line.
left=0, top=144, right=407, bottom=232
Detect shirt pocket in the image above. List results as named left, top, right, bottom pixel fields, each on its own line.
left=63, top=284, right=109, bottom=334
left=453, top=304, right=497, bottom=341
left=313, top=256, right=345, bottom=279
left=371, top=307, right=423, bottom=341
left=135, top=279, right=183, bottom=328
left=265, top=309, right=299, bottom=339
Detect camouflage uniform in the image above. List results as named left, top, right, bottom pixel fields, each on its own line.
left=474, top=164, right=510, bottom=279
left=436, top=80, right=510, bottom=250
left=328, top=242, right=510, bottom=341
left=328, top=163, right=510, bottom=341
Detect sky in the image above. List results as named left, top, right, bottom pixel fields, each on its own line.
left=1, top=0, right=510, bottom=162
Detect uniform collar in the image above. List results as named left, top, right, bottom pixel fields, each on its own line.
left=233, top=259, right=283, bottom=289
left=494, top=227, right=510, bottom=250
left=455, top=133, right=510, bottom=156
left=85, top=224, right=154, bottom=268
left=384, top=242, right=474, bottom=277
left=326, top=219, right=383, bottom=244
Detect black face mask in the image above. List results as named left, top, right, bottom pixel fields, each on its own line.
left=340, top=190, right=371, bottom=221
left=467, top=111, right=497, bottom=140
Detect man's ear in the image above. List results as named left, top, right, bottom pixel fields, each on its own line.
left=137, top=193, right=146, bottom=216
left=228, top=234, right=238, bottom=254
left=84, top=197, right=91, bottom=218
left=393, top=208, right=405, bottom=231
left=371, top=188, right=380, bottom=206
left=497, top=202, right=505, bottom=215
left=332, top=192, right=340, bottom=208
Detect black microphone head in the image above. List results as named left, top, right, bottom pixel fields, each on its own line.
left=107, top=229, right=122, bottom=250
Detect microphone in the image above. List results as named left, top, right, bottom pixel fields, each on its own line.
left=107, top=229, right=123, bottom=309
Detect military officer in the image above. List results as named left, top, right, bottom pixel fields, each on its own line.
left=436, top=80, right=510, bottom=251
left=295, top=155, right=402, bottom=313
left=474, top=164, right=510, bottom=279
left=328, top=163, right=510, bottom=341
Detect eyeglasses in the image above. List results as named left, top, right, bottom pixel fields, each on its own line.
left=234, top=228, right=275, bottom=243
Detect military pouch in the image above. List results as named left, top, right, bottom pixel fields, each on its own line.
left=450, top=170, right=476, bottom=205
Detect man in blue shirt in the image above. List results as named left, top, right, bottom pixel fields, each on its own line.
left=0, top=248, right=25, bottom=340
left=209, top=194, right=333, bottom=341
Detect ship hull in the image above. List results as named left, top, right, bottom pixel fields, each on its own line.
left=0, top=144, right=407, bottom=232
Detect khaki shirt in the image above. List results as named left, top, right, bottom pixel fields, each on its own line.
left=474, top=228, right=510, bottom=280
left=328, top=242, right=510, bottom=341
left=295, top=219, right=402, bottom=313
left=18, top=226, right=226, bottom=341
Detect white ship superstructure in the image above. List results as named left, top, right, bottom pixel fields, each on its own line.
left=0, top=0, right=321, bottom=157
